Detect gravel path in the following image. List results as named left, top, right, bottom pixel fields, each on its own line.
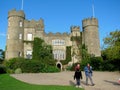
left=11, top=71, right=120, bottom=90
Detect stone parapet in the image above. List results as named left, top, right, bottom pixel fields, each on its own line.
left=82, top=18, right=98, bottom=28
left=8, top=9, right=25, bottom=19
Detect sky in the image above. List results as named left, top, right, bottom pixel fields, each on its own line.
left=0, top=0, right=120, bottom=50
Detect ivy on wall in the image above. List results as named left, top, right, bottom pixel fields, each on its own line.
left=70, top=36, right=82, bottom=46
left=32, top=38, right=53, bottom=60
left=61, top=46, right=71, bottom=65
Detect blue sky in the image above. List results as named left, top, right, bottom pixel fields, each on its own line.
left=0, top=0, right=120, bottom=50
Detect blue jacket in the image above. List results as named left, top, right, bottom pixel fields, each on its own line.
left=84, top=66, right=93, bottom=76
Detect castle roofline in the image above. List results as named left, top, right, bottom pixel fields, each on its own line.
left=82, top=17, right=98, bottom=28
left=82, top=17, right=98, bottom=22
left=71, top=26, right=80, bottom=32
left=8, top=9, right=25, bottom=19
left=46, top=32, right=70, bottom=36
left=24, top=18, right=44, bottom=28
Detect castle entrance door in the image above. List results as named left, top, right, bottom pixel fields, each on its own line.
left=57, top=63, right=61, bottom=69
left=56, top=61, right=62, bottom=71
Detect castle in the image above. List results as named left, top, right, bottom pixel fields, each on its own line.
left=5, top=9, right=101, bottom=65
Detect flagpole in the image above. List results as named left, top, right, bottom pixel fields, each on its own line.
left=92, top=0, right=95, bottom=17
left=21, top=0, right=24, bottom=10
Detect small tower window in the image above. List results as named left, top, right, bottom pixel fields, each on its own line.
left=7, top=34, right=10, bottom=39
left=19, top=34, right=22, bottom=39
left=19, top=21, right=23, bottom=27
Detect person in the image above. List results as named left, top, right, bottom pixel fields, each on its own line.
left=118, top=78, right=120, bottom=84
left=75, top=63, right=80, bottom=71
left=84, top=63, right=95, bottom=86
left=74, top=64, right=83, bottom=88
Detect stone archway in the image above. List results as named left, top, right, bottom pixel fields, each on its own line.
left=56, top=61, right=62, bottom=71
left=57, top=63, right=61, bottom=69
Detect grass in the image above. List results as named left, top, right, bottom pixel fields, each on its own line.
left=0, top=74, right=84, bottom=90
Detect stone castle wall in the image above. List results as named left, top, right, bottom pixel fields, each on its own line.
left=5, top=9, right=101, bottom=60
left=82, top=18, right=101, bottom=56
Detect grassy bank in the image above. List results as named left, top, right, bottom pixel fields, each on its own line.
left=0, top=74, right=83, bottom=90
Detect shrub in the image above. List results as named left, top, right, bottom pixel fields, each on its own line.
left=100, top=60, right=119, bottom=71
left=4, top=58, right=60, bottom=73
left=67, top=63, right=81, bottom=71
left=80, top=57, right=103, bottom=71
left=89, top=57, right=103, bottom=70
left=66, top=65, right=72, bottom=71
left=6, top=69, right=14, bottom=74
left=4, top=58, right=25, bottom=70
left=80, top=56, right=120, bottom=71
left=80, top=59, right=90, bottom=70
left=15, top=68, right=22, bottom=74
left=42, top=65, right=60, bottom=73
left=0, top=64, right=6, bottom=74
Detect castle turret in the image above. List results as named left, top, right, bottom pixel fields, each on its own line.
left=5, top=9, right=25, bottom=59
left=70, top=26, right=81, bottom=63
left=82, top=18, right=101, bottom=56
left=71, top=26, right=80, bottom=37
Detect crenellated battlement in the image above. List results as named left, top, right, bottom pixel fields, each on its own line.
left=82, top=18, right=98, bottom=28
left=24, top=19, right=44, bottom=29
left=8, top=9, right=25, bottom=19
left=46, top=32, right=70, bottom=36
left=71, top=26, right=80, bottom=32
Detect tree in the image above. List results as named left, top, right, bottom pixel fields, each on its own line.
left=102, top=30, right=120, bottom=60
left=0, top=49, right=4, bottom=63
left=102, top=30, right=120, bottom=71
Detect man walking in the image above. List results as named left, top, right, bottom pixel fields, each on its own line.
left=84, top=63, right=95, bottom=86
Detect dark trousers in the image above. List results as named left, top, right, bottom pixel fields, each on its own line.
left=76, top=79, right=80, bottom=86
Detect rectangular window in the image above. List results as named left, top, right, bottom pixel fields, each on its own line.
left=27, top=34, right=32, bottom=41
left=7, top=34, right=10, bottom=39
left=19, top=34, right=22, bottom=39
left=19, top=21, right=23, bottom=27
left=52, top=39, right=65, bottom=45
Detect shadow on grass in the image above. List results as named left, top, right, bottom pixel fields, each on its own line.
left=104, top=80, right=120, bottom=86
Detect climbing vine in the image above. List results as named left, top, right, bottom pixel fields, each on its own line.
left=61, top=46, right=71, bottom=65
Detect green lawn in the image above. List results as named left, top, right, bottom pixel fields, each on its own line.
left=0, top=74, right=84, bottom=90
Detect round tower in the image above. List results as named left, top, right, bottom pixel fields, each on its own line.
left=5, top=9, right=25, bottom=60
left=82, top=18, right=101, bottom=56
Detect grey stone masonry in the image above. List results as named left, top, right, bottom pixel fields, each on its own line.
left=5, top=9, right=101, bottom=62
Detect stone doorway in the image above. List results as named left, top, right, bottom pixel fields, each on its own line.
left=56, top=61, right=62, bottom=71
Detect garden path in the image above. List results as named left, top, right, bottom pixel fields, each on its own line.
left=11, top=71, right=120, bottom=90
